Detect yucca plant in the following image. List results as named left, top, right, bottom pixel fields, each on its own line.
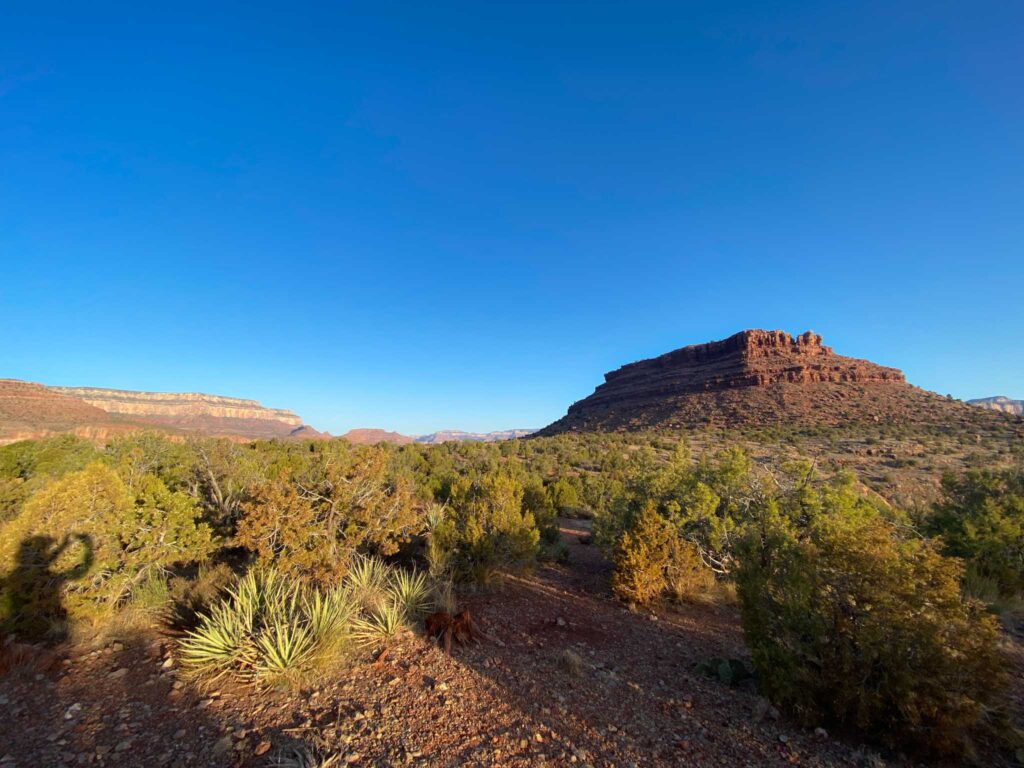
left=388, top=569, right=433, bottom=621
left=255, top=621, right=318, bottom=680
left=432, top=577, right=458, bottom=615
left=271, top=745, right=343, bottom=768
left=179, top=583, right=258, bottom=679
left=351, top=599, right=409, bottom=647
left=180, top=569, right=350, bottom=683
left=345, top=556, right=390, bottom=612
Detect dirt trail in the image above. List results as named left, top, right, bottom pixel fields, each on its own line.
left=3, top=521, right=1012, bottom=767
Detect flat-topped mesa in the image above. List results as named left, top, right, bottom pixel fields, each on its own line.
left=50, top=386, right=303, bottom=426
left=572, top=329, right=903, bottom=416
left=532, top=329, right=958, bottom=434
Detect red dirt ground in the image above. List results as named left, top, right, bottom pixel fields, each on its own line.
left=1, top=521, right=1020, bottom=767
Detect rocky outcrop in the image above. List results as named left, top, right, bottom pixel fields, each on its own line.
left=0, top=379, right=321, bottom=443
left=540, top=330, right=1013, bottom=433
left=0, top=379, right=139, bottom=444
left=50, top=387, right=302, bottom=426
left=968, top=396, right=1024, bottom=416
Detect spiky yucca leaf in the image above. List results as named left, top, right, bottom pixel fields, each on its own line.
left=387, top=569, right=433, bottom=621
left=351, top=599, right=408, bottom=647
left=255, top=620, right=318, bottom=678
left=179, top=598, right=256, bottom=678
left=304, top=586, right=356, bottom=650
left=345, top=556, right=391, bottom=612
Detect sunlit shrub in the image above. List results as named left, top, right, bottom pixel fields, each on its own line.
left=611, top=504, right=673, bottom=603
left=430, top=472, right=540, bottom=584
left=234, top=448, right=419, bottom=583
left=0, top=463, right=213, bottom=638
left=611, top=503, right=715, bottom=604
left=735, top=509, right=1006, bottom=757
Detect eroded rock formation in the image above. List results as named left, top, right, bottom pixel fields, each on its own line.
left=50, top=387, right=302, bottom=426
left=540, top=329, right=1011, bottom=433
left=968, top=396, right=1024, bottom=416
left=0, top=379, right=321, bottom=444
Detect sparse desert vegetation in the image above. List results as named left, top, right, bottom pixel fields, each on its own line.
left=1, top=427, right=1022, bottom=766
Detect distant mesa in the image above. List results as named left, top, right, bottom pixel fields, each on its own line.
left=414, top=429, right=536, bottom=444
left=341, top=428, right=414, bottom=445
left=967, top=396, right=1023, bottom=416
left=340, top=428, right=536, bottom=445
left=539, top=329, right=1020, bottom=434
left=0, top=379, right=325, bottom=444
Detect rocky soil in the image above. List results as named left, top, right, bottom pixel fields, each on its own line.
left=2, top=522, right=1021, bottom=768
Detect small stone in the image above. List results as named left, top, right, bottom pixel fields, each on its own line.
left=172, top=729, right=186, bottom=740
left=63, top=703, right=82, bottom=720
left=108, top=668, right=129, bottom=680
left=161, top=657, right=175, bottom=669
left=556, top=617, right=566, bottom=627
left=253, top=741, right=272, bottom=756
left=115, top=739, right=132, bottom=752
left=814, top=727, right=828, bottom=739
left=212, top=736, right=233, bottom=755
left=778, top=734, right=789, bottom=744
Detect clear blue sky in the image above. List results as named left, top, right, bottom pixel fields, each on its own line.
left=2, top=2, right=1022, bottom=435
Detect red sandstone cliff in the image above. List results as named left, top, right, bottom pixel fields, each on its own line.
left=540, top=330, right=1012, bottom=433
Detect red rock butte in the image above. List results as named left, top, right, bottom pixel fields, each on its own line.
left=540, top=329, right=1004, bottom=433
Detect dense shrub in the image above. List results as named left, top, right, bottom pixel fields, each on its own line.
left=0, top=463, right=214, bottom=637
left=428, top=473, right=540, bottom=584
left=234, top=447, right=419, bottom=583
left=0, top=435, right=102, bottom=523
left=735, top=507, right=1006, bottom=757
left=611, top=504, right=714, bottom=604
left=611, top=504, right=674, bottom=603
left=928, top=466, right=1024, bottom=597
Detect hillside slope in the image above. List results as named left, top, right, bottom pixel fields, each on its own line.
left=541, top=330, right=1020, bottom=434
left=0, top=380, right=323, bottom=443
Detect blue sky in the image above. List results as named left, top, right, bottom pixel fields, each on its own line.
left=2, top=2, right=1022, bottom=435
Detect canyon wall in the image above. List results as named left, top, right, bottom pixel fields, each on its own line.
left=50, top=387, right=303, bottom=427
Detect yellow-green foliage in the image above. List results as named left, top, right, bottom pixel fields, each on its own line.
left=665, top=536, right=716, bottom=602
left=181, top=561, right=430, bottom=682
left=928, top=466, right=1024, bottom=598
left=0, top=462, right=213, bottom=637
left=735, top=508, right=1006, bottom=757
left=611, top=503, right=714, bottom=603
left=234, top=447, right=419, bottom=583
left=429, top=472, right=540, bottom=584
left=612, top=504, right=674, bottom=603
left=179, top=569, right=354, bottom=683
